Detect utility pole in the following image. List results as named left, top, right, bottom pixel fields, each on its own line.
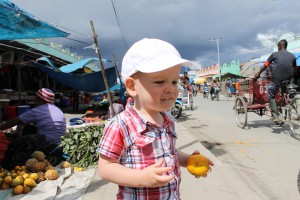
left=209, top=37, right=222, bottom=68
left=90, top=20, right=115, bottom=117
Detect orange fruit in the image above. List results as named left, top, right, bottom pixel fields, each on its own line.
left=15, top=176, right=24, bottom=184
left=29, top=173, right=38, bottom=181
left=1, top=182, right=10, bottom=190
left=13, top=185, right=24, bottom=195
left=22, top=174, right=30, bottom=180
left=23, top=185, right=31, bottom=194
left=10, top=178, right=22, bottom=187
left=4, top=176, right=12, bottom=184
left=186, top=154, right=210, bottom=177
left=61, top=161, right=71, bottom=168
left=18, top=171, right=26, bottom=176
left=24, top=178, right=36, bottom=188
left=11, top=173, right=18, bottom=179
left=14, top=166, right=21, bottom=172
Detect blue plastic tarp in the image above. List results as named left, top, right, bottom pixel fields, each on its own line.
left=29, top=60, right=118, bottom=92
left=0, top=0, right=69, bottom=40
left=294, top=52, right=300, bottom=66
left=37, top=57, right=111, bottom=73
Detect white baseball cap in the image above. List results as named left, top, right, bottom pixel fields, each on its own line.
left=121, top=38, right=190, bottom=81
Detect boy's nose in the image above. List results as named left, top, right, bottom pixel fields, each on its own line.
left=165, top=84, right=178, bottom=94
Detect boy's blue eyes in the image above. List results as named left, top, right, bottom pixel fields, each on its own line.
left=154, top=81, right=178, bottom=85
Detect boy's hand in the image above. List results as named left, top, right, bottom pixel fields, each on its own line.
left=140, top=159, right=175, bottom=187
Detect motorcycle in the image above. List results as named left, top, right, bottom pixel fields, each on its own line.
left=203, top=86, right=209, bottom=98
left=170, top=84, right=184, bottom=118
left=211, top=86, right=220, bottom=101
left=170, top=99, right=183, bottom=118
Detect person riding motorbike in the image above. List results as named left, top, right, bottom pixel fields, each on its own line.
left=203, top=82, right=209, bottom=97
left=210, top=80, right=220, bottom=96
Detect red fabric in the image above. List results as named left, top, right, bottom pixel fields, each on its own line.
left=0, top=131, right=10, bottom=162
left=265, top=61, right=270, bottom=67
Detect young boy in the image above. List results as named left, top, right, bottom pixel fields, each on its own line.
left=97, top=38, right=214, bottom=199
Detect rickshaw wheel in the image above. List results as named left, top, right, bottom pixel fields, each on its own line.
left=288, top=97, right=300, bottom=140
left=235, top=96, right=248, bottom=128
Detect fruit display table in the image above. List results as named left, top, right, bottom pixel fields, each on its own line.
left=0, top=166, right=96, bottom=199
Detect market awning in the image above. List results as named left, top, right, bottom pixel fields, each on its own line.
left=194, top=77, right=206, bottom=84
left=240, top=60, right=265, bottom=77
left=29, top=60, right=118, bottom=92
left=37, top=57, right=111, bottom=73
left=0, top=0, right=69, bottom=40
left=294, top=52, right=300, bottom=66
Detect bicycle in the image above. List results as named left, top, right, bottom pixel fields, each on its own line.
left=279, top=81, right=300, bottom=140
left=234, top=78, right=300, bottom=140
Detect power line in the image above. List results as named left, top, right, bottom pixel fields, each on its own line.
left=232, top=0, right=274, bottom=30
left=65, top=37, right=92, bottom=45
left=53, top=24, right=91, bottom=37
left=110, top=0, right=129, bottom=50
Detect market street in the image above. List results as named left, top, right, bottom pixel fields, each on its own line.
left=178, top=94, right=300, bottom=200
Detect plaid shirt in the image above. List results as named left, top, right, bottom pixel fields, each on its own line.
left=97, top=103, right=181, bottom=200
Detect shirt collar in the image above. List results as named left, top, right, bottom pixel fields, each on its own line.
left=125, top=102, right=176, bottom=134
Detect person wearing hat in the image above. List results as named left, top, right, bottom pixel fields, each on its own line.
left=97, top=38, right=214, bottom=199
left=0, top=88, right=66, bottom=145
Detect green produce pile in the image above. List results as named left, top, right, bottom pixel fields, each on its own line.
left=60, top=123, right=104, bottom=168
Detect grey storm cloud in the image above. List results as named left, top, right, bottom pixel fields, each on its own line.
left=11, top=0, right=300, bottom=68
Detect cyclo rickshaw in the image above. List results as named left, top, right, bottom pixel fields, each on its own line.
left=225, top=81, right=240, bottom=100
left=234, top=78, right=300, bottom=139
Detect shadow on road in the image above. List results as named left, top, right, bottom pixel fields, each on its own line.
left=245, top=119, right=295, bottom=136
left=177, top=112, right=198, bottom=122
left=200, top=140, right=227, bottom=157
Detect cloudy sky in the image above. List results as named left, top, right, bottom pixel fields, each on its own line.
left=11, top=0, right=300, bottom=69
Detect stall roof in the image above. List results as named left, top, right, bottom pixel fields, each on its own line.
left=0, top=0, right=69, bottom=40
left=295, top=52, right=300, bottom=66
left=30, top=59, right=117, bottom=92
left=38, top=57, right=112, bottom=73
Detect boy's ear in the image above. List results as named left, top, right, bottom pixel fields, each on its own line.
left=124, top=77, right=137, bottom=97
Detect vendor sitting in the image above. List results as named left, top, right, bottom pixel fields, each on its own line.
left=0, top=88, right=66, bottom=145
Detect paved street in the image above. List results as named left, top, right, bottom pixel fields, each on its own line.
left=178, top=94, right=300, bottom=200
left=80, top=94, right=300, bottom=200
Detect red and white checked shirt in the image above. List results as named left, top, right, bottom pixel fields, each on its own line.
left=97, top=103, right=181, bottom=200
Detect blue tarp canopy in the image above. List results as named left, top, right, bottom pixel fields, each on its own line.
left=294, top=52, right=300, bottom=66
left=37, top=57, right=111, bottom=73
left=29, top=58, right=118, bottom=92
left=0, top=0, right=69, bottom=40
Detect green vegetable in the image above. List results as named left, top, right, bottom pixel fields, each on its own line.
left=60, top=124, right=104, bottom=168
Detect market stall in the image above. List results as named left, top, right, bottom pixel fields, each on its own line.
left=0, top=121, right=105, bottom=199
